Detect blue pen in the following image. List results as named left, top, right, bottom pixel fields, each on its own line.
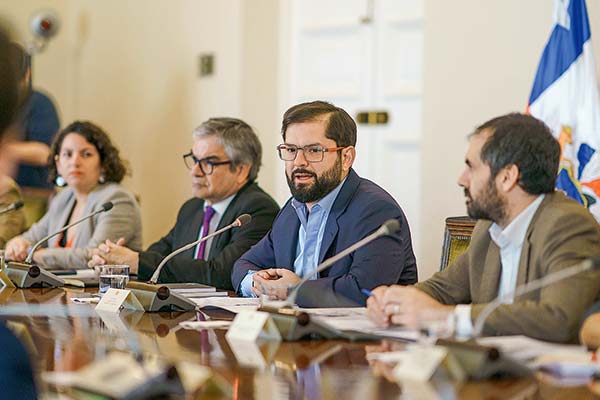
left=361, top=288, right=373, bottom=297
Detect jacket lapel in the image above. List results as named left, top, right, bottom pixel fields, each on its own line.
left=516, top=194, right=550, bottom=290
left=277, top=205, right=300, bottom=272
left=317, top=170, right=360, bottom=264
left=187, top=200, right=205, bottom=248
left=479, top=241, right=502, bottom=303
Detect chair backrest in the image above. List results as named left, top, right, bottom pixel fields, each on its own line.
left=440, top=216, right=477, bottom=271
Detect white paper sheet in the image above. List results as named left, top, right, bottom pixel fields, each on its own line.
left=476, top=335, right=587, bottom=361
left=306, top=307, right=419, bottom=341
left=192, top=297, right=260, bottom=313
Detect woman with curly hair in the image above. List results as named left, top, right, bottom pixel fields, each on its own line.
left=5, top=121, right=142, bottom=269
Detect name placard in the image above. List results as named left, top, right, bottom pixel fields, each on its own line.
left=226, top=311, right=281, bottom=342
left=96, top=289, right=143, bottom=313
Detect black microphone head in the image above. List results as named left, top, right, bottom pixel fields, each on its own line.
left=235, top=214, right=252, bottom=227
left=380, top=219, right=401, bottom=235
left=13, top=200, right=24, bottom=210
left=101, top=202, right=114, bottom=212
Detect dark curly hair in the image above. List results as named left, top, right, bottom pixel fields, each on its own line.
left=48, top=121, right=128, bottom=184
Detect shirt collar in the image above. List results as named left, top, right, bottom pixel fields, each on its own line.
left=204, top=192, right=236, bottom=216
left=489, top=194, right=545, bottom=249
left=291, top=176, right=347, bottom=227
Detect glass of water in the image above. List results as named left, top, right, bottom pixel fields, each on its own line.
left=99, top=264, right=130, bottom=294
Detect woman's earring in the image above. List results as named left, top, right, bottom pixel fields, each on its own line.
left=98, top=175, right=106, bottom=184
left=55, top=175, right=66, bottom=187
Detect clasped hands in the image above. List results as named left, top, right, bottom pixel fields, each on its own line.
left=251, top=268, right=301, bottom=299
left=88, top=238, right=139, bottom=274
left=365, top=285, right=453, bottom=328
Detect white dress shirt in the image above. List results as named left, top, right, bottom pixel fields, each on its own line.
left=454, top=194, right=545, bottom=337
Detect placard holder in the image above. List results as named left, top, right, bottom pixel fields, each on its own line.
left=68, top=352, right=185, bottom=399
left=126, top=281, right=196, bottom=312
left=0, top=256, right=15, bottom=288
left=436, top=338, right=532, bottom=379
left=258, top=306, right=380, bottom=341
left=4, top=261, right=64, bottom=288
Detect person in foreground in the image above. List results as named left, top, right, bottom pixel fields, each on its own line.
left=5, top=121, right=142, bottom=269
left=89, top=118, right=279, bottom=290
left=366, top=113, right=600, bottom=343
left=232, top=101, right=417, bottom=307
left=0, top=26, right=37, bottom=399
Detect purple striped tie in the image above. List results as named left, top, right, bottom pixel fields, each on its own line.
left=195, top=206, right=215, bottom=259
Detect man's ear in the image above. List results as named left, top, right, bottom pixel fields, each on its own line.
left=341, top=146, right=355, bottom=171
left=235, top=163, right=251, bottom=184
left=497, top=164, right=520, bottom=193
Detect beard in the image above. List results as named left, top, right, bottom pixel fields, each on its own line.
left=286, top=156, right=343, bottom=203
left=465, top=179, right=507, bottom=223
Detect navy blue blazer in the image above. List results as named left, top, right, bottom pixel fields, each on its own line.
left=0, top=323, right=36, bottom=399
left=138, top=181, right=279, bottom=291
left=231, top=169, right=418, bottom=307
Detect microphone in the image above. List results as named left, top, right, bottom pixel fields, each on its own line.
left=283, top=218, right=401, bottom=307
left=2, top=202, right=113, bottom=289
left=127, top=213, right=252, bottom=312
left=472, top=256, right=600, bottom=337
left=149, top=213, right=251, bottom=284
left=24, top=201, right=113, bottom=264
left=0, top=200, right=24, bottom=215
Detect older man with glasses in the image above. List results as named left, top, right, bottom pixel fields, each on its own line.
left=89, top=118, right=279, bottom=290
left=232, top=101, right=418, bottom=307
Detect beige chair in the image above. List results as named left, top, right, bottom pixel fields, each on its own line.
left=440, top=216, right=476, bottom=270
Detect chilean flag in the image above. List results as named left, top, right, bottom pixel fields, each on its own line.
left=528, top=0, right=600, bottom=219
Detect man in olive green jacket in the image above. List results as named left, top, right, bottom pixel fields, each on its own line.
left=366, top=113, right=600, bottom=343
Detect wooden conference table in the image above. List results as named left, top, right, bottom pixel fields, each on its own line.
left=0, top=287, right=598, bottom=399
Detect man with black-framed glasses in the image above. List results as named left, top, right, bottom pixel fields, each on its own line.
left=232, top=101, right=417, bottom=307
left=89, top=118, right=279, bottom=290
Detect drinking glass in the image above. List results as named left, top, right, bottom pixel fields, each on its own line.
left=98, top=265, right=130, bottom=294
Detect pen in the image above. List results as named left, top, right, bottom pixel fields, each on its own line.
left=361, top=288, right=373, bottom=297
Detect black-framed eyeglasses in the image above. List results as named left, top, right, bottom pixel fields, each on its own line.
left=276, top=144, right=345, bottom=162
left=183, top=152, right=232, bottom=175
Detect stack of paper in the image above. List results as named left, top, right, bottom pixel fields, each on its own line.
left=163, top=283, right=228, bottom=298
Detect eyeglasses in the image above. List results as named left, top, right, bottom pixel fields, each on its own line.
left=276, top=144, right=345, bottom=162
left=183, top=152, right=232, bottom=175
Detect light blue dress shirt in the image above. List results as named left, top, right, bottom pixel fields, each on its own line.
left=239, top=178, right=347, bottom=297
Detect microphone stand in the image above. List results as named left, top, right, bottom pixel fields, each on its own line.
left=433, top=258, right=600, bottom=380
left=258, top=219, right=401, bottom=341
left=127, top=214, right=251, bottom=313
left=472, top=258, right=599, bottom=337
left=4, top=202, right=113, bottom=288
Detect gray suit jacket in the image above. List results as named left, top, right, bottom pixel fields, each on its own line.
left=21, top=183, right=142, bottom=270
left=417, top=192, right=600, bottom=343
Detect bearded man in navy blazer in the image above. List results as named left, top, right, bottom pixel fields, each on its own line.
left=232, top=101, right=417, bottom=307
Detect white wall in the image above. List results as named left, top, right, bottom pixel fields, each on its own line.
left=1, top=0, right=280, bottom=247
left=4, top=1, right=600, bottom=273
left=419, top=0, right=600, bottom=280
